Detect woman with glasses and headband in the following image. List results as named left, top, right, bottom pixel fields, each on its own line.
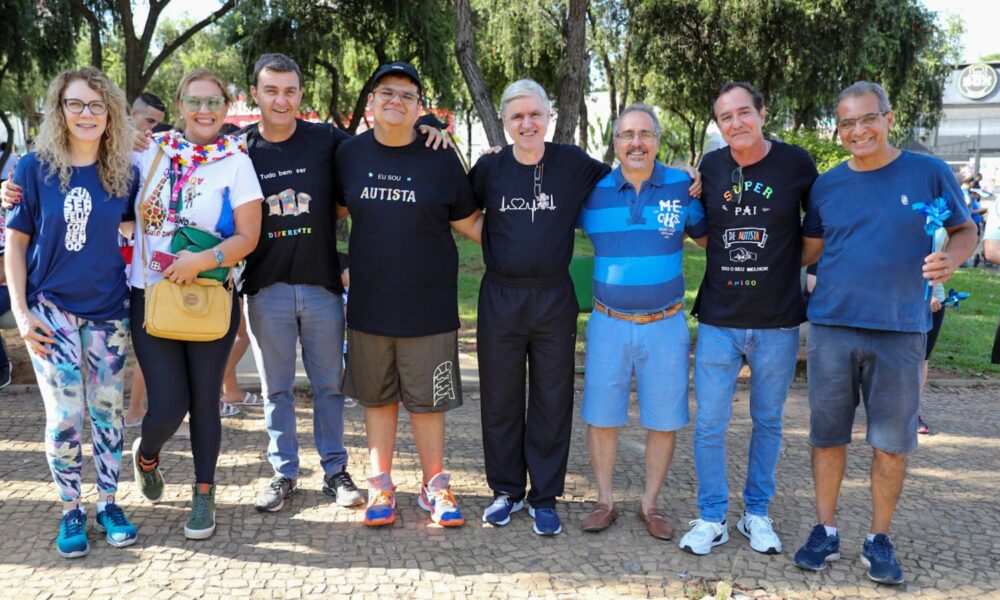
left=129, top=68, right=262, bottom=540
left=4, top=67, right=139, bottom=558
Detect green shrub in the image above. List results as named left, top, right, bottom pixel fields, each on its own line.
left=777, top=129, right=850, bottom=173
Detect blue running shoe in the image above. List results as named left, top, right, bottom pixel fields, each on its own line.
left=95, top=504, right=138, bottom=547
left=417, top=472, right=464, bottom=527
left=793, top=524, right=841, bottom=571
left=56, top=509, right=90, bottom=559
left=861, top=534, right=904, bottom=585
left=527, top=506, right=562, bottom=536
left=482, top=495, right=524, bottom=526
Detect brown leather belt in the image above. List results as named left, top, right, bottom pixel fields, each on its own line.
left=593, top=299, right=683, bottom=324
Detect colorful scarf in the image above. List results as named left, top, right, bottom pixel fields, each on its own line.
left=153, top=129, right=247, bottom=166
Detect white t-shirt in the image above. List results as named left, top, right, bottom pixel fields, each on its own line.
left=130, top=144, right=262, bottom=288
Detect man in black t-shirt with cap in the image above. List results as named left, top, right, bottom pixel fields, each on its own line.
left=678, top=82, right=818, bottom=557
left=335, top=61, right=482, bottom=529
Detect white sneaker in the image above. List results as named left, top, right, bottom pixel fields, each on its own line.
left=737, top=512, right=782, bottom=554
left=678, top=518, right=729, bottom=555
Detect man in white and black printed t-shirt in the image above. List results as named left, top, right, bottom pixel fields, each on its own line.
left=678, top=82, right=818, bottom=558
left=335, top=62, right=482, bottom=529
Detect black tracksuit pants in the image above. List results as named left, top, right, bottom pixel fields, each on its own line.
left=477, top=272, right=578, bottom=509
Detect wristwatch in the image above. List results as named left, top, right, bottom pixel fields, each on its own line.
left=213, top=248, right=224, bottom=267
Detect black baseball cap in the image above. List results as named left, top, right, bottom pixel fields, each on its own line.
left=371, top=61, right=423, bottom=94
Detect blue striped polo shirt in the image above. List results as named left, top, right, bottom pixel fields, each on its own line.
left=578, top=162, right=706, bottom=313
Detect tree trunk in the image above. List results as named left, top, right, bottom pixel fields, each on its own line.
left=578, top=87, right=588, bottom=151
left=553, top=0, right=589, bottom=144
left=453, top=0, right=505, bottom=147
left=0, top=111, right=12, bottom=178
left=67, top=0, right=103, bottom=69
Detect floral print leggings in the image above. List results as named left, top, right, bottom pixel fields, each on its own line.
left=28, top=297, right=130, bottom=502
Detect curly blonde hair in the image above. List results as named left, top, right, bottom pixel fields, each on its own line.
left=34, top=67, right=134, bottom=198
left=173, top=68, right=233, bottom=130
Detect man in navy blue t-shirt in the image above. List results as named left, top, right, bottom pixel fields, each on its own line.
left=794, top=82, right=976, bottom=585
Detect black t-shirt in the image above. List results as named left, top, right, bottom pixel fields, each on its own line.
left=469, top=143, right=610, bottom=280
left=335, top=130, right=477, bottom=337
left=241, top=120, right=350, bottom=295
left=692, top=140, right=818, bottom=328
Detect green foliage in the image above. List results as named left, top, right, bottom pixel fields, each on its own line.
left=778, top=130, right=850, bottom=174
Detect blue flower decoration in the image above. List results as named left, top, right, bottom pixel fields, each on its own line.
left=911, top=197, right=953, bottom=237
left=942, top=288, right=970, bottom=308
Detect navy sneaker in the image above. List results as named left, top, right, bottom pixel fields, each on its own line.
left=95, top=503, right=138, bottom=547
left=56, top=509, right=90, bottom=558
left=793, top=524, right=841, bottom=571
left=527, top=506, right=562, bottom=536
left=482, top=495, right=524, bottom=526
left=861, top=534, right=904, bottom=585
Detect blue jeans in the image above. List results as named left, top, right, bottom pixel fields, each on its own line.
left=693, top=323, right=800, bottom=522
left=247, top=283, right=348, bottom=479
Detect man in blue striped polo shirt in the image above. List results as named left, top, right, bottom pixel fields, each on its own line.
left=577, top=104, right=706, bottom=539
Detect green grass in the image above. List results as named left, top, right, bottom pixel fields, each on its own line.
left=456, top=234, right=1000, bottom=377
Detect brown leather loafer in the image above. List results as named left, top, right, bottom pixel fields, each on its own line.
left=581, top=502, right=619, bottom=532
left=637, top=507, right=674, bottom=540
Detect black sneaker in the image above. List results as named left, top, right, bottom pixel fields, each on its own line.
left=0, top=360, right=11, bottom=389
left=323, top=469, right=364, bottom=507
left=255, top=475, right=296, bottom=512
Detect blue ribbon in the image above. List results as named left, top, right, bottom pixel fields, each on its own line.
left=912, top=197, right=952, bottom=300
left=942, top=288, right=970, bottom=308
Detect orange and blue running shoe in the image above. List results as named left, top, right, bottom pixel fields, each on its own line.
left=418, top=472, right=464, bottom=527
left=364, top=473, right=396, bottom=527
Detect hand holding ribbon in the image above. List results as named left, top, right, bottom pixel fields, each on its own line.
left=912, top=197, right=953, bottom=300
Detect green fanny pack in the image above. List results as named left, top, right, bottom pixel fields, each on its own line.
left=171, top=226, right=230, bottom=283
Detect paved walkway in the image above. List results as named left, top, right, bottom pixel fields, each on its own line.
left=0, top=363, right=997, bottom=598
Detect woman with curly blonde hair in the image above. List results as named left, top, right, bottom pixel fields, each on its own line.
left=4, top=66, right=139, bottom=558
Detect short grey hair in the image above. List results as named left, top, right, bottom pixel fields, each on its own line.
left=613, top=104, right=662, bottom=138
left=500, top=79, right=551, bottom=117
left=837, top=81, right=891, bottom=113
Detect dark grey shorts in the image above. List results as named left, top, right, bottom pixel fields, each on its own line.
left=344, top=329, right=462, bottom=414
left=807, top=324, right=924, bottom=454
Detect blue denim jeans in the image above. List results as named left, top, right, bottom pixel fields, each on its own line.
left=247, top=283, right=348, bottom=479
left=693, top=323, right=800, bottom=522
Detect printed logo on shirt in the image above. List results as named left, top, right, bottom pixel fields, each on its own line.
left=655, top=198, right=684, bottom=238
left=498, top=194, right=558, bottom=223
left=723, top=179, right=774, bottom=203
left=264, top=189, right=312, bottom=217
left=432, top=361, right=455, bottom=407
left=722, top=227, right=768, bottom=249
left=359, top=171, right=416, bottom=203
left=63, top=187, right=93, bottom=252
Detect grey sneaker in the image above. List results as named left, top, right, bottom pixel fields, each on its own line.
left=255, top=476, right=296, bottom=512
left=323, top=469, right=364, bottom=507
left=185, top=483, right=216, bottom=540
left=132, top=437, right=164, bottom=502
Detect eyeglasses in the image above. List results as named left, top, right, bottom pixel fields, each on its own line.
left=731, top=166, right=744, bottom=204
left=62, top=98, right=108, bottom=115
left=836, top=111, right=888, bottom=132
left=180, top=95, right=226, bottom=112
left=373, top=87, right=421, bottom=106
left=615, top=129, right=657, bottom=142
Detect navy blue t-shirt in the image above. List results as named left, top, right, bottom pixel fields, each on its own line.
left=803, top=151, right=969, bottom=333
left=7, top=153, right=136, bottom=320
left=335, top=130, right=477, bottom=337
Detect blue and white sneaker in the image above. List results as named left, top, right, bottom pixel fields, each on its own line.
left=417, top=472, right=464, bottom=527
left=95, top=503, right=138, bottom=547
left=861, top=534, right=904, bottom=585
left=527, top=506, right=562, bottom=536
left=793, top=524, right=841, bottom=571
left=482, top=495, right=524, bottom=526
left=56, top=509, right=90, bottom=558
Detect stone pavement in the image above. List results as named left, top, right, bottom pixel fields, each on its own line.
left=0, top=374, right=998, bottom=599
